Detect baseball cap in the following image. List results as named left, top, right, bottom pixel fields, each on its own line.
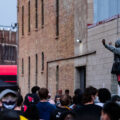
left=0, top=89, right=17, bottom=100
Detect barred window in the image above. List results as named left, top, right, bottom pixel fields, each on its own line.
left=3, top=46, right=16, bottom=61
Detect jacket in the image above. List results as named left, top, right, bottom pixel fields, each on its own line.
left=104, top=39, right=120, bottom=74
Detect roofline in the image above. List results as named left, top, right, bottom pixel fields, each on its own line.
left=88, top=14, right=120, bottom=29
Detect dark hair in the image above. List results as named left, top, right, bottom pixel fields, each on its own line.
left=73, top=89, right=83, bottom=105
left=39, top=88, right=48, bottom=100
left=82, top=86, right=97, bottom=104
left=103, top=102, right=120, bottom=120
left=74, top=89, right=82, bottom=95
left=24, top=93, right=34, bottom=106
left=111, top=95, right=120, bottom=102
left=16, top=94, right=23, bottom=107
left=98, top=88, right=111, bottom=103
left=60, top=95, right=70, bottom=106
left=31, top=86, right=40, bottom=94
left=65, top=89, right=69, bottom=94
left=60, top=111, right=76, bottom=120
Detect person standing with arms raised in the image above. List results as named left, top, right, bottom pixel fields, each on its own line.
left=102, top=39, right=120, bottom=86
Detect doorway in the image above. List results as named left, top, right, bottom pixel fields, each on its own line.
left=75, top=66, right=86, bottom=92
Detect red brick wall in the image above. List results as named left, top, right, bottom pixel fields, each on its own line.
left=18, top=0, right=75, bottom=96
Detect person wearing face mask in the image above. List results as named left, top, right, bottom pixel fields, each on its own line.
left=0, top=89, right=17, bottom=110
left=95, top=88, right=111, bottom=107
left=102, top=39, right=120, bottom=86
left=0, top=89, right=28, bottom=120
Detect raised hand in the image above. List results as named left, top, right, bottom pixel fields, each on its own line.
left=102, top=39, right=106, bottom=45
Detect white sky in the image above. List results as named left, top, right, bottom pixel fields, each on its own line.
left=0, top=0, right=17, bottom=27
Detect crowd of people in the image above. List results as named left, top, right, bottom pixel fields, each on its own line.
left=0, top=86, right=120, bottom=120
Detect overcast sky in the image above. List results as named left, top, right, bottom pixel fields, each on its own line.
left=0, top=0, right=17, bottom=27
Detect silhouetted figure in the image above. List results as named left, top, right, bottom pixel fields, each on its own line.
left=102, top=39, right=120, bottom=86
left=101, top=102, right=120, bottom=120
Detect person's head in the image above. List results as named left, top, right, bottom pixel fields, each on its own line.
left=31, top=86, right=40, bottom=94
left=115, top=39, right=120, bottom=48
left=0, top=89, right=17, bottom=110
left=73, top=89, right=83, bottom=105
left=65, top=89, right=69, bottom=95
left=60, top=95, right=70, bottom=106
left=74, top=89, right=82, bottom=96
left=60, top=111, right=76, bottom=120
left=58, top=89, right=62, bottom=95
left=39, top=88, right=49, bottom=100
left=82, top=86, right=98, bottom=104
left=111, top=95, right=120, bottom=105
left=24, top=93, right=34, bottom=106
left=98, top=88, right=111, bottom=103
left=101, top=102, right=120, bottom=120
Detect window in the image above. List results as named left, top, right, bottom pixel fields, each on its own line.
left=35, top=0, right=38, bottom=29
left=41, top=52, right=44, bottom=71
left=28, top=1, right=31, bottom=32
left=56, top=0, right=59, bottom=37
left=22, top=6, right=24, bottom=35
left=56, top=65, right=59, bottom=93
left=41, top=0, right=44, bottom=28
left=28, top=56, right=31, bottom=92
left=2, top=45, right=16, bottom=61
left=22, top=58, right=24, bottom=75
left=35, top=54, right=38, bottom=85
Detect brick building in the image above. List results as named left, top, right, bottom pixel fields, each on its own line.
left=18, top=0, right=77, bottom=96
left=0, top=29, right=17, bottom=65
left=18, top=0, right=120, bottom=96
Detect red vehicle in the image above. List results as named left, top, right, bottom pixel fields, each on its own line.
left=0, top=65, right=18, bottom=91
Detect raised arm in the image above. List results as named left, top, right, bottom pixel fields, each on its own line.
left=102, top=39, right=120, bottom=55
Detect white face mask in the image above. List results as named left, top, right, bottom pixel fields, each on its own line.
left=3, top=104, right=16, bottom=109
left=94, top=96, right=100, bottom=103
left=116, top=101, right=120, bottom=105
